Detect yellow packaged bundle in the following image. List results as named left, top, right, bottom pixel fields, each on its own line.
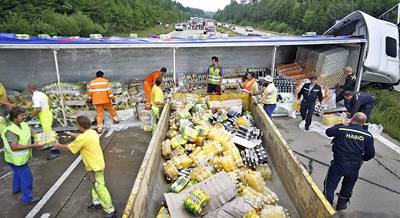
left=222, top=140, right=234, bottom=152
left=169, top=176, right=191, bottom=193
left=182, top=126, right=198, bottom=142
left=185, top=179, right=198, bottom=189
left=172, top=154, right=193, bottom=169
left=194, top=124, right=210, bottom=137
left=179, top=110, right=192, bottom=120
left=170, top=134, right=187, bottom=149
left=189, top=146, right=203, bottom=159
left=192, top=113, right=210, bottom=125
left=163, top=161, right=179, bottom=181
left=161, top=140, right=172, bottom=158
left=184, top=189, right=209, bottom=216
left=322, top=114, right=343, bottom=126
left=244, top=210, right=260, bottom=218
left=224, top=145, right=244, bottom=167
left=260, top=205, right=288, bottom=218
left=292, top=100, right=301, bottom=112
left=184, top=143, right=196, bottom=152
left=171, top=145, right=185, bottom=157
left=262, top=185, right=279, bottom=204
left=246, top=170, right=265, bottom=193
left=202, top=141, right=223, bottom=156
left=208, top=100, right=221, bottom=111
left=256, top=164, right=272, bottom=181
left=34, top=131, right=58, bottom=148
left=207, top=128, right=232, bottom=145
left=166, top=130, right=179, bottom=139
left=241, top=186, right=265, bottom=209
left=193, top=136, right=206, bottom=146
left=211, top=156, right=224, bottom=172
left=156, top=206, right=171, bottom=218
left=221, top=155, right=236, bottom=172
left=234, top=116, right=250, bottom=128
left=189, top=166, right=212, bottom=182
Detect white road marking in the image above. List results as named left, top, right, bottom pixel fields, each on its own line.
left=26, top=131, right=105, bottom=218
left=376, top=135, right=400, bottom=155
left=25, top=155, right=82, bottom=218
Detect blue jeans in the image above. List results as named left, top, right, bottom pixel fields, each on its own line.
left=8, top=163, right=33, bottom=203
left=263, top=104, right=276, bottom=118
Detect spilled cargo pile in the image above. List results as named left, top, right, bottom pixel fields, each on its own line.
left=157, top=96, right=289, bottom=218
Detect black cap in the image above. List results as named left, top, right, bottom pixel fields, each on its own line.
left=96, top=71, right=104, bottom=77
left=160, top=67, right=167, bottom=73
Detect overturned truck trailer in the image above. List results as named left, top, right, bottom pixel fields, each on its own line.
left=0, top=34, right=368, bottom=92
left=122, top=93, right=336, bottom=217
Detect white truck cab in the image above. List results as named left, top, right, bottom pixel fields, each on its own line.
left=324, top=11, right=400, bottom=85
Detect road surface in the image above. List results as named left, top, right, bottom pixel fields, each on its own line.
left=169, top=29, right=204, bottom=38
left=231, top=26, right=271, bottom=36
left=0, top=127, right=151, bottom=218
left=274, top=116, right=400, bottom=217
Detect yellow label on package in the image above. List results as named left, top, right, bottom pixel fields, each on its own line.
left=184, top=189, right=209, bottom=216
left=156, top=206, right=171, bottom=218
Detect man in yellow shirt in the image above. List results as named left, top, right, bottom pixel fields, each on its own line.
left=151, top=77, right=164, bottom=131
left=54, top=116, right=115, bottom=218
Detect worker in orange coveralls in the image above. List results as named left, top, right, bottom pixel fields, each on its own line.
left=144, top=67, right=166, bottom=110
left=87, top=71, right=120, bottom=134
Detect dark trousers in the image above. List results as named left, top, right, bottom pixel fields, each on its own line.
left=336, top=90, right=345, bottom=103
left=360, top=103, right=374, bottom=122
left=300, top=101, right=315, bottom=128
left=207, top=84, right=221, bottom=94
left=263, top=104, right=276, bottom=118
left=8, top=163, right=33, bottom=203
left=323, top=160, right=361, bottom=204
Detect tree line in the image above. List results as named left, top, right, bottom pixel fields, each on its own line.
left=0, top=0, right=201, bottom=36
left=215, top=0, right=399, bottom=34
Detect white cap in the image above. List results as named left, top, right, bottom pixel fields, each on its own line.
left=264, top=75, right=273, bottom=82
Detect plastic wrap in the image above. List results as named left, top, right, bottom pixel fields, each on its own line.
left=164, top=161, right=179, bottom=181
left=156, top=206, right=171, bottom=218
left=169, top=176, right=191, bottom=193
left=161, top=140, right=172, bottom=158
left=184, top=189, right=209, bottom=216
left=256, top=164, right=272, bottom=181
left=170, top=134, right=187, bottom=149
left=172, top=154, right=193, bottom=170
left=260, top=205, right=288, bottom=218
left=246, top=170, right=265, bottom=193
left=189, top=166, right=212, bottom=182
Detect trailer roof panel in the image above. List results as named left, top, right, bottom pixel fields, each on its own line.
left=0, top=33, right=366, bottom=49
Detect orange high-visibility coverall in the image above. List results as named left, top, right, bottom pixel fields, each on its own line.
left=144, top=71, right=162, bottom=105
left=87, top=77, right=119, bottom=128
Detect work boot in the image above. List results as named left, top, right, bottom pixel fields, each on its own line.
left=305, top=126, right=310, bottom=131
left=105, top=210, right=116, bottom=218
left=113, top=117, right=121, bottom=124
left=336, top=194, right=350, bottom=211
left=47, top=148, right=60, bottom=160
left=23, top=196, right=42, bottom=205
left=97, top=127, right=104, bottom=134
left=87, top=203, right=102, bottom=213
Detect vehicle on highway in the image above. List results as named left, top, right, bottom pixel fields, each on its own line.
left=206, top=26, right=217, bottom=37
left=245, top=26, right=253, bottom=32
left=229, top=24, right=235, bottom=30
left=174, top=23, right=184, bottom=31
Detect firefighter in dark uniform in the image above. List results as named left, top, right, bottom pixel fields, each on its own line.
left=324, top=112, right=375, bottom=210
left=336, top=67, right=356, bottom=103
left=297, top=74, right=323, bottom=131
left=344, top=91, right=375, bottom=129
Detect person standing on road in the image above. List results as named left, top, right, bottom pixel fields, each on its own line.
left=237, top=72, right=258, bottom=94
left=343, top=91, right=375, bottom=129
left=256, top=75, right=277, bottom=117
left=54, top=116, right=116, bottom=218
left=298, top=74, right=323, bottom=131
left=323, top=112, right=375, bottom=210
left=207, top=56, right=224, bottom=94
left=27, top=83, right=60, bottom=160
left=143, top=67, right=166, bottom=110
left=336, top=67, right=356, bottom=103
left=151, top=77, right=164, bottom=132
left=1, top=107, right=43, bottom=205
left=88, top=71, right=120, bottom=134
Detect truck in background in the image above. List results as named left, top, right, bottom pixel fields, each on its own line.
left=324, top=10, right=399, bottom=86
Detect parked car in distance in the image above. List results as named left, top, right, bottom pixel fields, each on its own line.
left=229, top=25, right=235, bottom=30
left=175, top=23, right=184, bottom=31
left=245, top=26, right=253, bottom=32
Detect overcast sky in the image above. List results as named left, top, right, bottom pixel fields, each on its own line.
left=175, top=0, right=232, bottom=12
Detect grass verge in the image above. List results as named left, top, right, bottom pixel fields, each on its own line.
left=365, top=87, right=400, bottom=141
left=116, top=25, right=174, bottom=38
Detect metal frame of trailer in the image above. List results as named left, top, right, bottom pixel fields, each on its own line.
left=122, top=93, right=336, bottom=218
left=0, top=35, right=367, bottom=127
